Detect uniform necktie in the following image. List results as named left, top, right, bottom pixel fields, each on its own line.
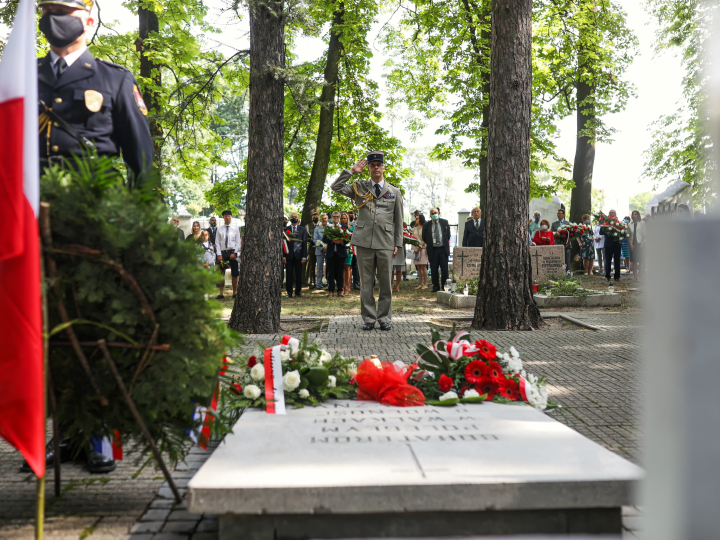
left=434, top=221, right=440, bottom=244
left=293, top=226, right=296, bottom=234
left=225, top=226, right=229, bottom=249
left=56, top=57, right=67, bottom=77
left=475, top=220, right=479, bottom=231
left=374, top=184, right=381, bottom=198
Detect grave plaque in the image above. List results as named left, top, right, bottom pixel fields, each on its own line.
left=453, top=246, right=565, bottom=282
left=189, top=400, right=641, bottom=540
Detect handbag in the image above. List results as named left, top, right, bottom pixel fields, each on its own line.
left=413, top=250, right=422, bottom=262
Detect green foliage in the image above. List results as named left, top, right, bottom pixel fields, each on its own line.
left=643, top=0, right=716, bottom=206
left=628, top=191, right=654, bottom=213
left=41, top=156, right=236, bottom=465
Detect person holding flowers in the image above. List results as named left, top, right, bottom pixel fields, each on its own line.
left=322, top=212, right=348, bottom=297
left=601, top=209, right=623, bottom=282
left=577, top=214, right=595, bottom=276
left=532, top=219, right=554, bottom=245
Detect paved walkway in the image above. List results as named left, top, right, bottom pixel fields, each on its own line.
left=0, top=312, right=642, bottom=540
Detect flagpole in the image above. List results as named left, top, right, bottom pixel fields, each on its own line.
left=37, top=205, right=50, bottom=539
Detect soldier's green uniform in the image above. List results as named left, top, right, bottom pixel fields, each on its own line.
left=331, top=152, right=404, bottom=329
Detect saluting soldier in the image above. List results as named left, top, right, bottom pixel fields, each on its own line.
left=331, top=152, right=404, bottom=331
left=37, top=0, right=154, bottom=187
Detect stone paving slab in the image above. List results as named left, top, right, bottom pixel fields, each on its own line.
left=0, top=312, right=642, bottom=540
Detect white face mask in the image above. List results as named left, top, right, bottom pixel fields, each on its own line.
left=541, top=225, right=548, bottom=231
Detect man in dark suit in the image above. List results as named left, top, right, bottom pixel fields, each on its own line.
left=283, top=212, right=308, bottom=298
left=462, top=207, right=484, bottom=247
left=205, top=216, right=218, bottom=245
left=551, top=208, right=571, bottom=273
left=602, top=209, right=622, bottom=282
left=422, top=208, right=451, bottom=292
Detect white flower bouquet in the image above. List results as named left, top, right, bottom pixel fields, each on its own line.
left=221, top=333, right=358, bottom=410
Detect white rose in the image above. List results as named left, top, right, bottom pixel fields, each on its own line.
left=463, top=389, right=480, bottom=398
left=327, top=375, right=337, bottom=388
left=283, top=370, right=301, bottom=391
left=280, top=348, right=291, bottom=362
left=319, top=351, right=333, bottom=364
left=243, top=384, right=261, bottom=400
left=250, top=363, right=265, bottom=381
left=509, top=346, right=520, bottom=359
left=439, top=391, right=458, bottom=401
left=298, top=389, right=310, bottom=398
left=346, top=364, right=358, bottom=378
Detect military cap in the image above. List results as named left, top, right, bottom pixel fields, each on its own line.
left=38, top=0, right=93, bottom=10
left=367, top=150, right=384, bottom=164
left=221, top=210, right=233, bottom=216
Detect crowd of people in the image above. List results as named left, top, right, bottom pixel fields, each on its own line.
left=529, top=208, right=653, bottom=282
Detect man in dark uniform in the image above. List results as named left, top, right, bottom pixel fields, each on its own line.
left=21, top=0, right=152, bottom=475
left=37, top=0, right=154, bottom=187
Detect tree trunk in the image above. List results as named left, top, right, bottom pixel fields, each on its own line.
left=472, top=0, right=540, bottom=331
left=138, top=6, right=162, bottom=173
left=479, top=16, right=490, bottom=218
left=228, top=0, right=285, bottom=334
left=569, top=77, right=595, bottom=267
left=300, top=5, right=344, bottom=229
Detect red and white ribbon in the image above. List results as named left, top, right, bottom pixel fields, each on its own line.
left=282, top=231, right=289, bottom=255
left=264, top=345, right=286, bottom=415
left=431, top=330, right=482, bottom=361
left=280, top=334, right=299, bottom=353
left=518, top=376, right=529, bottom=402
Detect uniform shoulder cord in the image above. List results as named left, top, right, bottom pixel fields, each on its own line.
left=352, top=181, right=373, bottom=212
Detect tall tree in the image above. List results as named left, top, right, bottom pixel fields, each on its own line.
left=138, top=4, right=163, bottom=171
left=472, top=0, right=540, bottom=331
left=643, top=0, right=716, bottom=209
left=299, top=4, right=344, bottom=228
left=228, top=0, right=285, bottom=334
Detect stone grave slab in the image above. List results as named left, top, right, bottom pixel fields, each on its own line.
left=453, top=246, right=565, bottom=281
left=189, top=401, right=642, bottom=540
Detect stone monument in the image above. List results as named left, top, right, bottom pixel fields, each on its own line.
left=189, top=400, right=642, bottom=540
left=453, top=245, right=565, bottom=281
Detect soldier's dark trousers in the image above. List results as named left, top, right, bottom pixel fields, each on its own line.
left=285, top=257, right=303, bottom=295
left=605, top=243, right=622, bottom=281
left=430, top=249, right=449, bottom=291
left=326, top=255, right=345, bottom=293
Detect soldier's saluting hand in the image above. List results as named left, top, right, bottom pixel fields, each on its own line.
left=331, top=151, right=404, bottom=332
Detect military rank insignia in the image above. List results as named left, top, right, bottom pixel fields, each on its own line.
left=133, top=85, right=148, bottom=116
left=84, top=90, right=103, bottom=113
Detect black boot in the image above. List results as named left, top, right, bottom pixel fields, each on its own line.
left=87, top=449, right=116, bottom=474
left=20, top=436, right=72, bottom=473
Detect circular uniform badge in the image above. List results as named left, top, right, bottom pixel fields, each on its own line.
left=84, top=89, right=103, bottom=113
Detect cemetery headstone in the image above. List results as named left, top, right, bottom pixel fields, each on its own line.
left=189, top=400, right=641, bottom=540
left=453, top=246, right=565, bottom=281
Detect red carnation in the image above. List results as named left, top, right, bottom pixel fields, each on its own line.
left=474, top=378, right=499, bottom=399
left=486, top=360, right=505, bottom=381
left=438, top=374, right=454, bottom=392
left=465, top=360, right=489, bottom=384
left=247, top=356, right=258, bottom=368
left=496, top=378, right=520, bottom=401
left=474, top=339, right=497, bottom=360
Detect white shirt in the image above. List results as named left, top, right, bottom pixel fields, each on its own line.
left=593, top=224, right=605, bottom=249
left=631, top=220, right=646, bottom=244
left=50, top=47, right=87, bottom=75
left=216, top=223, right=241, bottom=252
left=371, top=178, right=386, bottom=196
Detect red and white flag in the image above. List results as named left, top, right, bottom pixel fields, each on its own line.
left=0, top=0, right=45, bottom=477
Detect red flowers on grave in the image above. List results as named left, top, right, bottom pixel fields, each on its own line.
left=465, top=360, right=488, bottom=384
left=498, top=378, right=520, bottom=401
left=486, top=360, right=504, bottom=381
left=438, top=374, right=454, bottom=392
left=474, top=378, right=500, bottom=400
left=247, top=356, right=258, bottom=368
left=474, top=339, right=497, bottom=360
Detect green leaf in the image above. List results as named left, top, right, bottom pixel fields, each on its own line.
left=46, top=318, right=138, bottom=345
left=425, top=398, right=460, bottom=407
left=458, top=395, right=487, bottom=404
left=305, top=366, right=329, bottom=387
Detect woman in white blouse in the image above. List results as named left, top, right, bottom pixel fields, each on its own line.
left=629, top=210, right=646, bottom=281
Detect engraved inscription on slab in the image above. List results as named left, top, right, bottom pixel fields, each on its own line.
left=453, top=246, right=565, bottom=281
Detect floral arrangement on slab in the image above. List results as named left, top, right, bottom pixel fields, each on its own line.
left=554, top=223, right=591, bottom=242
left=221, top=334, right=357, bottom=410
left=322, top=223, right=351, bottom=242
left=595, top=213, right=630, bottom=241
left=402, top=231, right=422, bottom=247
left=408, top=326, right=555, bottom=411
